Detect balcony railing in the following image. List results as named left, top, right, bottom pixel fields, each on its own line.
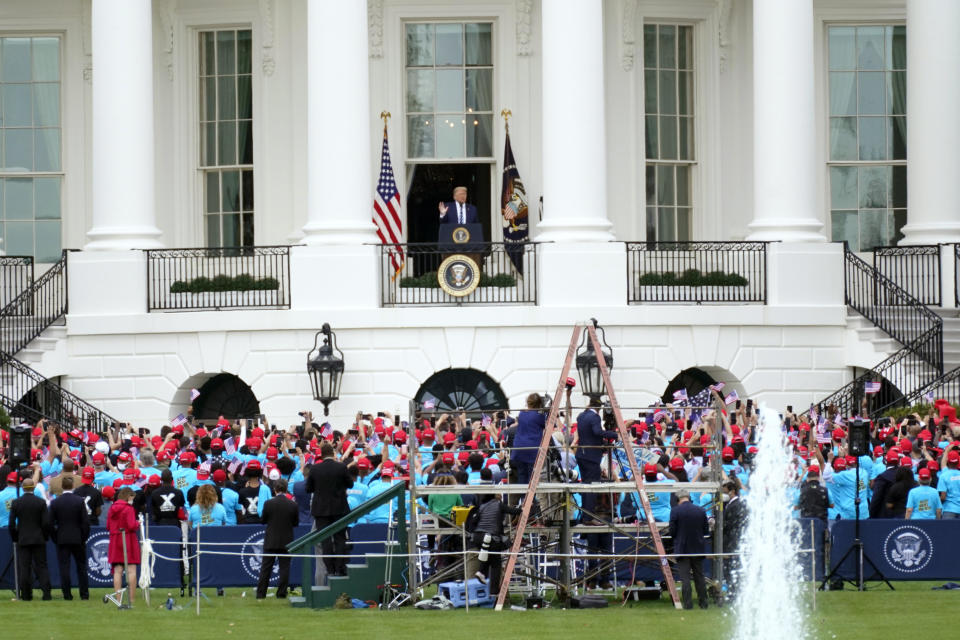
left=872, top=244, right=941, bottom=306
left=146, top=246, right=291, bottom=311
left=626, top=241, right=768, bottom=304
left=0, top=251, right=67, bottom=356
left=379, top=242, right=537, bottom=306
left=1, top=255, right=34, bottom=312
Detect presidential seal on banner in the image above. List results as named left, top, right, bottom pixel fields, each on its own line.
left=438, top=254, right=480, bottom=297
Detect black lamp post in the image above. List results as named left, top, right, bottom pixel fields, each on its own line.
left=307, top=323, right=344, bottom=416
left=576, top=318, right=613, bottom=400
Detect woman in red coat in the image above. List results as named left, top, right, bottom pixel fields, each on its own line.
left=107, top=487, right=140, bottom=606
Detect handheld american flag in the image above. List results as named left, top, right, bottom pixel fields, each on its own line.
left=171, top=414, right=187, bottom=428
left=864, top=381, right=881, bottom=395
left=672, top=388, right=688, bottom=403
left=190, top=388, right=200, bottom=402
left=708, top=382, right=725, bottom=392
left=924, top=390, right=935, bottom=403
left=373, top=122, right=404, bottom=277
left=723, top=390, right=739, bottom=405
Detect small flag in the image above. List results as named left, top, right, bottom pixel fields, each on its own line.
left=368, top=430, right=380, bottom=446
left=501, top=124, right=530, bottom=275
left=422, top=399, right=436, bottom=410
left=709, top=382, right=725, bottom=392
left=723, top=390, right=739, bottom=405
left=834, top=414, right=845, bottom=426
left=373, top=121, right=405, bottom=276
left=673, top=388, right=689, bottom=403
left=481, top=414, right=492, bottom=428
left=190, top=388, right=200, bottom=402
left=224, top=437, right=236, bottom=455
left=199, top=461, right=211, bottom=474
left=227, top=459, right=242, bottom=475
left=320, top=422, right=333, bottom=438
left=171, top=414, right=187, bottom=428
left=653, top=409, right=670, bottom=422
left=864, top=381, right=881, bottom=395
left=924, top=391, right=935, bottom=403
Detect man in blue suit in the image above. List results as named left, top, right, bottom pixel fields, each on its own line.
left=575, top=399, right=618, bottom=523
left=669, top=490, right=710, bottom=609
left=438, top=186, right=478, bottom=224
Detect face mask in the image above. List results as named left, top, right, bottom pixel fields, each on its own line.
left=721, top=493, right=731, bottom=502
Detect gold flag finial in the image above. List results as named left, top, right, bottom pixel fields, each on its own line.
left=380, top=111, right=391, bottom=132
left=501, top=109, right=512, bottom=133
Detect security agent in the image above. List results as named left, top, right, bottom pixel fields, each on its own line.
left=8, top=478, right=53, bottom=601
left=797, top=464, right=832, bottom=521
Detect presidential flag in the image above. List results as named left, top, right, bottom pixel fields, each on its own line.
left=864, top=381, right=881, bottom=395
left=373, top=123, right=404, bottom=276
left=501, top=127, right=529, bottom=275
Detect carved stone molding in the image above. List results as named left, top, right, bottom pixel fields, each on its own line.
left=368, top=0, right=384, bottom=58
left=516, top=0, right=533, bottom=56
left=718, top=0, right=734, bottom=73
left=81, top=0, right=92, bottom=83
left=158, top=0, right=175, bottom=81
left=260, top=0, right=276, bottom=75
left=621, top=0, right=637, bottom=71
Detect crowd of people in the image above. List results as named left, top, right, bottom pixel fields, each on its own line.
left=2, top=390, right=959, bottom=605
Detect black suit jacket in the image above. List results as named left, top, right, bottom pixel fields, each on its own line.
left=50, top=491, right=90, bottom=545
left=669, top=500, right=710, bottom=555
left=439, top=202, right=478, bottom=225
left=305, top=458, right=354, bottom=518
left=575, top=409, right=619, bottom=464
left=9, top=492, right=51, bottom=545
left=261, top=495, right=300, bottom=550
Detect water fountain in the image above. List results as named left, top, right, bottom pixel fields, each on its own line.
left=734, top=406, right=808, bottom=640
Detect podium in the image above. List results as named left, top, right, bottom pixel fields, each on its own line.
left=438, top=223, right=485, bottom=253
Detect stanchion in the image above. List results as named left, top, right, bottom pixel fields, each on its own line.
left=810, top=519, right=816, bottom=611
left=196, top=525, right=201, bottom=616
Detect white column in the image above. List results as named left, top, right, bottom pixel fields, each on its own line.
left=746, top=0, right=824, bottom=242
left=85, top=0, right=162, bottom=250
left=536, top=0, right=614, bottom=242
left=301, top=0, right=378, bottom=244
left=900, top=0, right=960, bottom=245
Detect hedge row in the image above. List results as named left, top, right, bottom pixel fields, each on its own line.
left=399, top=271, right=517, bottom=289
left=638, top=268, right=749, bottom=287
left=169, top=274, right=280, bottom=293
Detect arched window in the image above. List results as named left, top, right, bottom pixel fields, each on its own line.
left=191, top=373, right=260, bottom=420
left=415, top=368, right=508, bottom=415
left=662, top=367, right=718, bottom=404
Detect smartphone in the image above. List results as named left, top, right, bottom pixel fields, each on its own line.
left=786, top=405, right=793, bottom=414
left=377, top=412, right=386, bottom=418
left=499, top=419, right=507, bottom=428
left=736, top=400, right=742, bottom=410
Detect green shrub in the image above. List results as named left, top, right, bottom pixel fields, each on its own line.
left=256, top=277, right=280, bottom=290
left=399, top=270, right=517, bottom=289
left=170, top=280, right=190, bottom=293
left=882, top=402, right=958, bottom=421
left=480, top=273, right=517, bottom=287
left=169, top=274, right=280, bottom=294
left=637, top=269, right=749, bottom=287
left=0, top=406, right=10, bottom=431
left=188, top=276, right=212, bottom=293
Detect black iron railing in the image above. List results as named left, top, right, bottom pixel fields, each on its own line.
left=955, top=245, right=960, bottom=307
left=625, top=241, right=768, bottom=304
left=875, top=365, right=960, bottom=414
left=0, top=251, right=67, bottom=357
left=0, top=353, right=117, bottom=430
left=146, top=246, right=292, bottom=311
left=379, top=242, right=538, bottom=307
left=845, top=244, right=942, bottom=371
left=872, top=244, right=941, bottom=306
left=0, top=255, right=33, bottom=311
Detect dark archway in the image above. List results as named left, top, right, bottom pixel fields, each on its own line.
left=414, top=368, right=508, bottom=417
left=662, top=367, right=718, bottom=405
left=850, top=366, right=903, bottom=413
left=191, top=373, right=260, bottom=420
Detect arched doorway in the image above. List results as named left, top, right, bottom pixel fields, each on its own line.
left=662, top=367, right=718, bottom=405
left=414, top=368, right=508, bottom=416
left=191, top=373, right=260, bottom=421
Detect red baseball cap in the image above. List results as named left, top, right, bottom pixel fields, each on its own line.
left=465, top=439, right=476, bottom=450
left=918, top=467, right=931, bottom=480
left=832, top=428, right=845, bottom=441
left=807, top=464, right=820, bottom=475
left=211, top=438, right=224, bottom=448
left=381, top=462, right=395, bottom=476
left=699, top=434, right=711, bottom=446
left=246, top=437, right=262, bottom=450
left=669, top=457, right=685, bottom=471
left=900, top=457, right=913, bottom=467
left=122, top=467, right=138, bottom=480
left=157, top=451, right=171, bottom=462
left=927, top=461, right=940, bottom=472
left=151, top=436, right=163, bottom=448
left=246, top=460, right=262, bottom=470
left=213, top=469, right=227, bottom=483
left=918, top=430, right=933, bottom=442
left=251, top=427, right=265, bottom=438
left=118, top=452, right=131, bottom=463
left=81, top=467, right=95, bottom=484
left=886, top=449, right=901, bottom=463
left=179, top=451, right=197, bottom=464
left=643, top=463, right=658, bottom=476
left=102, top=486, right=116, bottom=500
left=458, top=451, right=470, bottom=463
left=31, top=427, right=42, bottom=437
left=147, top=475, right=162, bottom=488
left=486, top=458, right=499, bottom=468
left=196, top=468, right=210, bottom=480
left=422, top=429, right=436, bottom=440
left=357, top=458, right=372, bottom=470
left=92, top=452, right=106, bottom=465
left=833, top=458, right=847, bottom=471
left=266, top=446, right=279, bottom=460
left=393, top=431, right=407, bottom=443
left=172, top=424, right=184, bottom=435
left=722, top=446, right=735, bottom=460
left=441, top=452, right=455, bottom=465
left=443, top=432, right=457, bottom=445
left=112, top=478, right=124, bottom=489
left=6, top=472, right=18, bottom=483
left=195, top=428, right=208, bottom=438
left=948, top=450, right=960, bottom=464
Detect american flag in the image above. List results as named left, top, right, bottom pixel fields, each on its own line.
left=190, top=388, right=200, bottom=402
left=924, top=390, right=935, bottom=403
left=171, top=414, right=187, bottom=428
left=864, top=381, right=881, bottom=395
left=224, top=437, right=236, bottom=455
left=673, top=388, right=688, bottom=403
left=373, top=124, right=404, bottom=276
left=723, top=390, right=739, bottom=405
left=708, top=382, right=725, bottom=392
left=422, top=399, right=436, bottom=410
left=320, top=422, right=333, bottom=438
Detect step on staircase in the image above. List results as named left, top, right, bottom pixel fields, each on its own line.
left=292, top=542, right=405, bottom=608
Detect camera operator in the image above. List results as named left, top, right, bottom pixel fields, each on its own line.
left=575, top=398, right=618, bottom=524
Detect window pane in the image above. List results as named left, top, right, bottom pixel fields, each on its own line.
left=237, top=76, right=252, bottom=119
left=435, top=24, right=463, bottom=66
left=436, top=69, right=464, bottom=112
left=217, top=76, right=236, bottom=119
left=829, top=72, right=857, bottom=116
left=241, top=212, right=254, bottom=247
left=829, top=27, right=856, bottom=70
left=221, top=170, right=240, bottom=212
left=466, top=113, right=492, bottom=157
left=33, top=83, right=59, bottom=126
left=678, top=116, right=694, bottom=160
left=643, top=25, right=657, bottom=68
left=5, top=221, right=33, bottom=255
left=242, top=169, right=254, bottom=211
left=892, top=209, right=907, bottom=243
left=406, top=69, right=435, bottom=112
left=887, top=71, right=906, bottom=115
left=4, top=129, right=33, bottom=171
left=857, top=72, right=885, bottom=115
left=860, top=209, right=887, bottom=250
left=406, top=24, right=434, bottom=66
left=35, top=176, right=59, bottom=218
left=3, top=84, right=32, bottom=127
left=858, top=116, right=886, bottom=160
left=659, top=70, right=676, bottom=114
left=659, top=25, right=676, bottom=68
left=435, top=116, right=464, bottom=157
left=201, top=123, right=216, bottom=166
left=658, top=207, right=676, bottom=241
left=218, top=120, right=236, bottom=165
left=238, top=120, right=253, bottom=165
left=831, top=210, right=859, bottom=251
left=645, top=115, right=658, bottom=158
left=646, top=206, right=657, bottom=241
left=407, top=115, right=434, bottom=158
left=216, top=31, right=236, bottom=75
left=830, top=166, right=858, bottom=209
left=201, top=32, right=216, bottom=75
left=206, top=214, right=221, bottom=247
left=676, top=165, right=690, bottom=206
left=35, top=219, right=60, bottom=262
left=857, top=27, right=884, bottom=70
left=202, top=77, right=216, bottom=121
left=859, top=166, right=889, bottom=208
left=656, top=164, right=675, bottom=205
left=659, top=115, right=677, bottom=159
left=205, top=171, right=219, bottom=213
left=890, top=165, right=907, bottom=208
left=465, top=68, right=492, bottom=111
left=644, top=70, right=657, bottom=113
left=677, top=207, right=691, bottom=241
left=887, top=26, right=906, bottom=70
left=34, top=129, right=60, bottom=171
left=222, top=213, right=241, bottom=247
left=465, top=24, right=491, bottom=65
left=645, top=165, right=655, bottom=205
left=1, top=38, right=31, bottom=82
left=5, top=177, right=32, bottom=219
left=0, top=180, right=4, bottom=219
left=31, top=37, right=59, bottom=83
left=888, top=116, right=906, bottom=160
left=237, top=30, right=252, bottom=74
left=678, top=26, right=692, bottom=70
left=677, top=71, right=693, bottom=115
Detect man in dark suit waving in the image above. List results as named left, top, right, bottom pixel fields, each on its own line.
left=438, top=186, right=478, bottom=225
left=305, top=442, right=354, bottom=577
left=9, top=478, right=53, bottom=601
left=50, top=475, right=91, bottom=600
left=669, top=490, right=710, bottom=610
left=257, top=479, right=300, bottom=599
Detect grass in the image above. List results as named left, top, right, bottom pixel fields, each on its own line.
left=0, top=582, right=956, bottom=639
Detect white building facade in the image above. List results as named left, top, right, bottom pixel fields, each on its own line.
left=1, top=0, right=957, bottom=429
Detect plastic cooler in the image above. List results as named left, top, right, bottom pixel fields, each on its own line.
left=437, top=579, right=494, bottom=607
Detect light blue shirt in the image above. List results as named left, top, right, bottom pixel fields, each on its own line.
left=0, top=486, right=17, bottom=526
left=936, top=468, right=960, bottom=514
left=189, top=503, right=227, bottom=528
left=906, top=485, right=941, bottom=519
left=827, top=469, right=869, bottom=519
left=221, top=487, right=240, bottom=525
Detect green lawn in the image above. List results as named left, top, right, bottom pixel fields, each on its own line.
left=0, top=582, right=956, bottom=639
